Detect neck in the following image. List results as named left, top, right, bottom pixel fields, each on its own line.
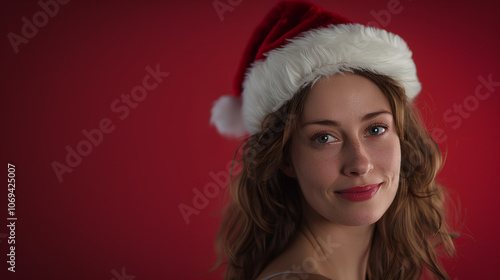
left=292, top=205, right=375, bottom=280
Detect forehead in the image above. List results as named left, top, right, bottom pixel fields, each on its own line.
left=302, top=73, right=391, bottom=121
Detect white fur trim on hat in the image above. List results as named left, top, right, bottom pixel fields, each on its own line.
left=243, top=23, right=421, bottom=134
left=211, top=23, right=421, bottom=137
left=210, top=95, right=247, bottom=137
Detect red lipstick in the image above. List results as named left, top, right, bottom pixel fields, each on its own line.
left=334, top=183, right=381, bottom=202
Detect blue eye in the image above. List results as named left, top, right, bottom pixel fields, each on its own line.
left=315, top=134, right=337, bottom=144
left=368, top=126, right=386, bottom=136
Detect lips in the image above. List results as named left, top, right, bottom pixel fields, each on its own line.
left=334, top=183, right=382, bottom=202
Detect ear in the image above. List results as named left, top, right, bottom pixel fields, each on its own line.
left=280, top=158, right=297, bottom=178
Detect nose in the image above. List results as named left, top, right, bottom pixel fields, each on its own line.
left=341, top=139, right=374, bottom=177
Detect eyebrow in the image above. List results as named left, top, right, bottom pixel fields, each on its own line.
left=301, top=110, right=392, bottom=128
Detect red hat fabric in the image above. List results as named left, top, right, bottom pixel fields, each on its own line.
left=233, top=1, right=351, bottom=95
left=211, top=1, right=421, bottom=137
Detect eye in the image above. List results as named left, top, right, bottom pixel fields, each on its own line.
left=314, top=134, right=337, bottom=144
left=367, top=125, right=387, bottom=136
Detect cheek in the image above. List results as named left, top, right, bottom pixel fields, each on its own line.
left=290, top=140, right=342, bottom=191
left=371, top=136, right=401, bottom=187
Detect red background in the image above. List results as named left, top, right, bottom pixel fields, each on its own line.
left=1, top=0, right=499, bottom=279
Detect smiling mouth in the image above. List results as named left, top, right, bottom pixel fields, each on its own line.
left=334, top=183, right=382, bottom=202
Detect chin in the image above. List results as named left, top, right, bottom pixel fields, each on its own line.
left=332, top=205, right=388, bottom=227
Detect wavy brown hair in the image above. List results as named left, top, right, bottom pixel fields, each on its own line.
left=214, top=70, right=457, bottom=280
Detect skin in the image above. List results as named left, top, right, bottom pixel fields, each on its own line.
left=258, top=73, right=401, bottom=280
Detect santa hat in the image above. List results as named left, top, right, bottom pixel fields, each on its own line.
left=210, top=1, right=421, bottom=137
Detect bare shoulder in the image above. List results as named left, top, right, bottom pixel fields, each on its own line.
left=264, top=273, right=332, bottom=280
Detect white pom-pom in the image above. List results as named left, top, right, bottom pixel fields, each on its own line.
left=210, top=95, right=247, bottom=138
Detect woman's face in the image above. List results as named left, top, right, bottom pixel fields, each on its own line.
left=285, top=73, right=401, bottom=226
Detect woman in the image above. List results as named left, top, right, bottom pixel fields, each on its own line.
left=210, top=2, right=457, bottom=279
